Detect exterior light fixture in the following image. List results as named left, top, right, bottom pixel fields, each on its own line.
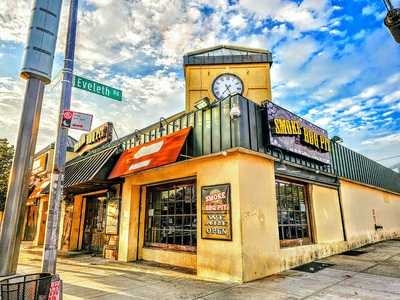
left=331, top=136, right=343, bottom=144
left=229, top=106, right=241, bottom=120
left=159, top=117, right=167, bottom=132
left=194, top=97, right=211, bottom=110
left=133, top=129, right=141, bottom=142
left=383, top=0, right=400, bottom=43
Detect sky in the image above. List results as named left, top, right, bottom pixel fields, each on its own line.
left=0, top=0, right=399, bottom=167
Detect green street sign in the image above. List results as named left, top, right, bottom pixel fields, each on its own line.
left=73, top=75, right=122, bottom=101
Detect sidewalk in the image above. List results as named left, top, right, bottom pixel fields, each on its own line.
left=17, top=240, right=400, bottom=299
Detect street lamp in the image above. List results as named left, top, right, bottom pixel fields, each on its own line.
left=383, top=0, right=400, bottom=43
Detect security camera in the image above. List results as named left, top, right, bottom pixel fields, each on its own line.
left=230, top=106, right=241, bottom=120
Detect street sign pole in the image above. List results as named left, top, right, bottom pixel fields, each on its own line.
left=0, top=1, right=63, bottom=276
left=42, top=0, right=79, bottom=274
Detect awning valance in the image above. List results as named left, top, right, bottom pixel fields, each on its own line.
left=109, top=127, right=191, bottom=179
left=64, top=146, right=119, bottom=192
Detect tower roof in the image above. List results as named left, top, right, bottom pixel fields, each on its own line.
left=183, top=45, right=272, bottom=66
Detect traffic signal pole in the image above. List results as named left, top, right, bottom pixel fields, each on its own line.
left=42, top=0, right=79, bottom=274
left=0, top=1, right=63, bottom=276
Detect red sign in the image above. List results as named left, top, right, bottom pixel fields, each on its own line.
left=63, top=110, right=73, bottom=120
left=48, top=280, right=61, bottom=300
left=109, top=127, right=191, bottom=179
left=61, top=110, right=93, bottom=132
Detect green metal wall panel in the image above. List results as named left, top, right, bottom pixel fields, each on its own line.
left=221, top=98, right=232, bottom=150
left=113, top=94, right=400, bottom=194
left=203, top=109, right=212, bottom=155
left=211, top=104, right=221, bottom=153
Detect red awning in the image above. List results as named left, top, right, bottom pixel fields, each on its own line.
left=109, top=127, right=191, bottom=179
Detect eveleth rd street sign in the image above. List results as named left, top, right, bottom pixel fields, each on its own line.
left=73, top=75, right=122, bottom=101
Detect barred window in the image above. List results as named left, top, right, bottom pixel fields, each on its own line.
left=145, top=180, right=196, bottom=251
left=276, top=180, right=311, bottom=247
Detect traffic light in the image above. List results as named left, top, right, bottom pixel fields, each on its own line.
left=383, top=0, right=400, bottom=43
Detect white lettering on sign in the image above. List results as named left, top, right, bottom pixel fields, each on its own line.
left=205, top=204, right=229, bottom=211
left=205, top=191, right=226, bottom=202
left=206, top=228, right=227, bottom=235
left=128, top=159, right=151, bottom=171
left=134, top=140, right=164, bottom=159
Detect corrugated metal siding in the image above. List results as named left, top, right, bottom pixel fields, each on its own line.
left=115, top=95, right=399, bottom=194
left=331, top=143, right=400, bottom=193
left=64, top=147, right=118, bottom=187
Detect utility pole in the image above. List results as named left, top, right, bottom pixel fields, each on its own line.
left=0, top=0, right=63, bottom=276
left=42, top=0, right=79, bottom=274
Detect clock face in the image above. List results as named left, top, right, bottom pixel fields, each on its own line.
left=212, top=73, right=244, bottom=100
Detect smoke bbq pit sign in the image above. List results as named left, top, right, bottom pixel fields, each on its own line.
left=265, top=102, right=331, bottom=164
left=201, top=184, right=232, bottom=241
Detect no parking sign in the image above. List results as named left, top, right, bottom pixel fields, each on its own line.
left=61, top=110, right=93, bottom=132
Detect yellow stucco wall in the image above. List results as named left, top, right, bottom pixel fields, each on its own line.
left=278, top=184, right=346, bottom=271
left=115, top=147, right=400, bottom=283
left=185, top=63, right=272, bottom=111
left=340, top=179, right=400, bottom=245
left=141, top=248, right=196, bottom=269
left=119, top=151, right=246, bottom=282
left=310, top=185, right=344, bottom=244
left=238, top=155, right=281, bottom=282
left=118, top=150, right=283, bottom=282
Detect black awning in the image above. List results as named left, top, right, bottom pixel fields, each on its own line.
left=65, top=146, right=119, bottom=194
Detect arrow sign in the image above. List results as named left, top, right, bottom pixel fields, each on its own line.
left=61, top=110, right=93, bottom=132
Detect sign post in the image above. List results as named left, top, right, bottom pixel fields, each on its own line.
left=42, top=0, right=79, bottom=275
left=0, top=0, right=63, bottom=276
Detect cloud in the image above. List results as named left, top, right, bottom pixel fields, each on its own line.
left=362, top=4, right=376, bottom=16
left=0, top=0, right=399, bottom=168
left=239, top=0, right=335, bottom=33
left=229, top=14, right=247, bottom=30
left=0, top=1, right=31, bottom=43
left=362, top=133, right=400, bottom=146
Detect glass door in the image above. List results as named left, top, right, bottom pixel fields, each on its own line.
left=82, top=195, right=107, bottom=253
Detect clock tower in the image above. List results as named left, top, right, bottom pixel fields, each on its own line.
left=183, top=45, right=273, bottom=112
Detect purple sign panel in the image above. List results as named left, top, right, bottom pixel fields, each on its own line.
left=265, top=102, right=331, bottom=164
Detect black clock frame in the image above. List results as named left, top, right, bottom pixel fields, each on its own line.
left=211, top=73, right=244, bottom=100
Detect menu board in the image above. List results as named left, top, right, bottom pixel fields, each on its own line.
left=201, top=184, right=232, bottom=240
left=105, top=198, right=120, bottom=235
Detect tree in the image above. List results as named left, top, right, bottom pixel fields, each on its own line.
left=0, top=138, right=14, bottom=211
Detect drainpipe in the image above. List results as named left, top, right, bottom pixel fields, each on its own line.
left=136, top=186, right=142, bottom=261
left=336, top=176, right=347, bottom=241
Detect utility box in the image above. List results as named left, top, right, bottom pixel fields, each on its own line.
left=20, top=0, right=63, bottom=84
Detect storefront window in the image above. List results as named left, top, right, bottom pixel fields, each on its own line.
left=276, top=179, right=311, bottom=247
left=145, top=180, right=196, bottom=251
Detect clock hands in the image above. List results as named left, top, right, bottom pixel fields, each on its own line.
left=222, top=84, right=232, bottom=98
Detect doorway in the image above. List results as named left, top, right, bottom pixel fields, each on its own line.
left=82, top=195, right=107, bottom=253
left=23, top=204, right=38, bottom=241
